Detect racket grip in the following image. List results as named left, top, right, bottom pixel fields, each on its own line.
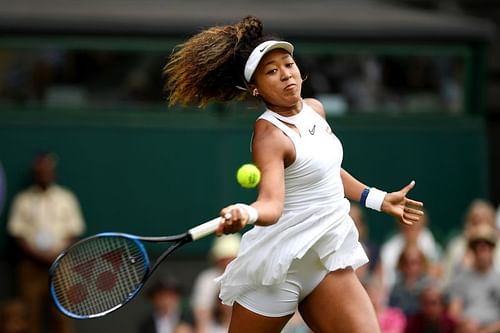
left=188, top=217, right=221, bottom=241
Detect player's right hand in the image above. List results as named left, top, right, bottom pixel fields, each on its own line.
left=216, top=205, right=249, bottom=236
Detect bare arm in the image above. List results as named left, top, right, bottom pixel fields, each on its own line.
left=308, top=98, right=424, bottom=225
left=341, top=168, right=367, bottom=202
left=342, top=168, right=424, bottom=225
left=216, top=118, right=292, bottom=235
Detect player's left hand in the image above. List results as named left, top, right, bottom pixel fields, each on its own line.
left=381, top=180, right=424, bottom=225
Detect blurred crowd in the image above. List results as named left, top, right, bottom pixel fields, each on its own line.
left=1, top=152, right=499, bottom=333
left=0, top=49, right=463, bottom=114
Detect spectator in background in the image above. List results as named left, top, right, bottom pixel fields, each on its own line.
left=389, top=244, right=434, bottom=318
left=201, top=294, right=232, bottom=333
left=405, top=284, right=457, bottom=333
left=191, top=234, right=240, bottom=333
left=349, top=203, right=382, bottom=283
left=365, top=277, right=407, bottom=333
left=441, top=199, right=499, bottom=285
left=138, top=275, right=194, bottom=333
left=6, top=152, right=86, bottom=333
left=446, top=223, right=500, bottom=333
left=380, top=211, right=441, bottom=289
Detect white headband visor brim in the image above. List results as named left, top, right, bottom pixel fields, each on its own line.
left=244, top=41, right=294, bottom=82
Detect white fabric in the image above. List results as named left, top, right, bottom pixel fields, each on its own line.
left=243, top=40, right=294, bottom=82
left=7, top=184, right=85, bottom=253
left=236, top=244, right=329, bottom=317
left=216, top=102, right=369, bottom=306
left=154, top=310, right=181, bottom=333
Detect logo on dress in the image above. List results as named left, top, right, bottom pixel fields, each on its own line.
left=308, top=125, right=316, bottom=135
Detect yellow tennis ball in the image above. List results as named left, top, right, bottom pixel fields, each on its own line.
left=236, top=164, right=261, bottom=188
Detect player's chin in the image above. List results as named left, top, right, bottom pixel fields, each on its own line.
left=279, top=94, right=302, bottom=107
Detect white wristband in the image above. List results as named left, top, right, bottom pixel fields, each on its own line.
left=235, top=203, right=258, bottom=224
left=365, top=187, right=387, bottom=212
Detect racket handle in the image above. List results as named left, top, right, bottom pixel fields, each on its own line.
left=188, top=217, right=221, bottom=241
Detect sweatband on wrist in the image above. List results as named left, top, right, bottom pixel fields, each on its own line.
left=364, top=187, right=387, bottom=212
left=235, top=203, right=258, bottom=224
left=360, top=188, right=370, bottom=207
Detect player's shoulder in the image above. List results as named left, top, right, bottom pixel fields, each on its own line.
left=254, top=115, right=283, bottom=136
left=304, top=98, right=326, bottom=118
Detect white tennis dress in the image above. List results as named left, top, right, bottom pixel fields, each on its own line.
left=217, top=101, right=368, bottom=305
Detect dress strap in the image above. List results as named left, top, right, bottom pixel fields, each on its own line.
left=258, top=111, right=300, bottom=139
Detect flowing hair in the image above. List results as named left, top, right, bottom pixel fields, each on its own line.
left=163, top=16, right=274, bottom=107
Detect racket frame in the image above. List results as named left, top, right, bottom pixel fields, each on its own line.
left=49, top=216, right=221, bottom=319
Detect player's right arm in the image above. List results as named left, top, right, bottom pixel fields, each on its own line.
left=217, top=119, right=292, bottom=235
left=251, top=118, right=293, bottom=225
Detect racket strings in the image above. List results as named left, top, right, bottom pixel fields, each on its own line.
left=51, top=236, right=148, bottom=317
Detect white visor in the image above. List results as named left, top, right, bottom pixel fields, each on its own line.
left=243, top=40, right=294, bottom=82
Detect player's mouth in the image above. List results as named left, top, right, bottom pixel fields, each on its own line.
left=284, top=83, right=297, bottom=91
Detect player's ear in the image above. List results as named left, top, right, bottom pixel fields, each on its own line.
left=246, top=83, right=258, bottom=97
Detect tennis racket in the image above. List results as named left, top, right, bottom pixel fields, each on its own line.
left=49, top=216, right=221, bottom=319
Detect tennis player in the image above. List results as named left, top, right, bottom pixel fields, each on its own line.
left=164, top=16, right=424, bottom=333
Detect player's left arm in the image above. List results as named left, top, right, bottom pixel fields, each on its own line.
left=341, top=168, right=424, bottom=225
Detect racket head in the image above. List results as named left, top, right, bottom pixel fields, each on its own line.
left=49, top=233, right=150, bottom=319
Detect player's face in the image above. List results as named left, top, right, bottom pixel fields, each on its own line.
left=252, top=49, right=302, bottom=108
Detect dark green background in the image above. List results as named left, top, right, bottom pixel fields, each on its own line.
left=0, top=109, right=488, bottom=255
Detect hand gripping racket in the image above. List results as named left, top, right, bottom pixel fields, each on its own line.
left=49, top=217, right=221, bottom=319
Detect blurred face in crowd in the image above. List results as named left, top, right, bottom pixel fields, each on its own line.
left=471, top=240, right=495, bottom=272
left=465, top=201, right=496, bottom=235
left=398, top=246, right=427, bottom=280
left=151, top=289, right=181, bottom=316
left=33, top=154, right=56, bottom=189
left=420, top=287, right=444, bottom=321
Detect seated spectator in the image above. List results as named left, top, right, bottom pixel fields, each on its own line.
left=441, top=199, right=499, bottom=285
left=405, top=284, right=457, bottom=333
left=365, top=277, right=407, bottom=333
left=191, top=234, right=240, bottom=333
left=380, top=211, right=442, bottom=289
left=138, top=275, right=194, bottom=333
left=202, top=294, right=232, bottom=333
left=446, top=224, right=500, bottom=333
left=389, top=243, right=434, bottom=317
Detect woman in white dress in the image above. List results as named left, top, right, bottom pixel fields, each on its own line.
left=164, top=16, right=424, bottom=333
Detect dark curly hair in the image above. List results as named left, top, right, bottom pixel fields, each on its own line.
left=163, top=16, right=277, bottom=107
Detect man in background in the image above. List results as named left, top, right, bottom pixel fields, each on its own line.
left=190, top=234, right=240, bottom=333
left=447, top=223, right=500, bottom=333
left=6, top=152, right=86, bottom=333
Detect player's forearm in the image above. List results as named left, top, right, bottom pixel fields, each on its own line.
left=340, top=168, right=367, bottom=203
left=251, top=199, right=283, bottom=226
